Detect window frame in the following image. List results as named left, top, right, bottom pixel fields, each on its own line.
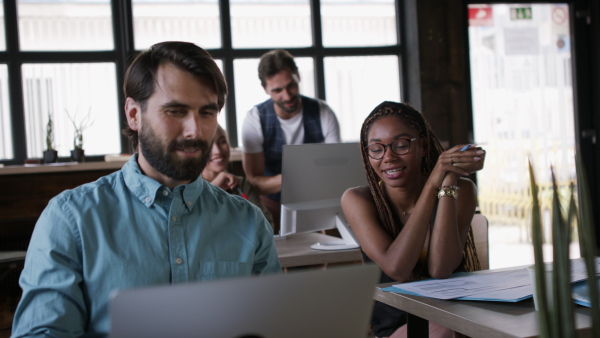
left=0, top=0, right=406, bottom=165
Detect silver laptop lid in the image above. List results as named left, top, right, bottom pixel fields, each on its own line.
left=109, top=264, right=380, bottom=338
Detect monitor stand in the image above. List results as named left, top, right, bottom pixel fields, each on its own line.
left=311, top=214, right=360, bottom=251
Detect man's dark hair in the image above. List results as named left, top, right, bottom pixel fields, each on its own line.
left=122, top=41, right=228, bottom=150
left=257, top=49, right=299, bottom=88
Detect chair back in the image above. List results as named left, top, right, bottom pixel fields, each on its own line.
left=471, top=213, right=489, bottom=270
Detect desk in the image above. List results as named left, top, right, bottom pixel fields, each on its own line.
left=374, top=282, right=594, bottom=338
left=0, top=251, right=26, bottom=268
left=275, top=232, right=362, bottom=268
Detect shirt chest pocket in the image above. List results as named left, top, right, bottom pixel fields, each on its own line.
left=196, top=261, right=253, bottom=281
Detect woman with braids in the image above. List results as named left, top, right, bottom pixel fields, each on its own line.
left=341, top=101, right=485, bottom=338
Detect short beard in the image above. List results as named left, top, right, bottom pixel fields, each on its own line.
left=275, top=96, right=300, bottom=114
left=139, top=128, right=210, bottom=182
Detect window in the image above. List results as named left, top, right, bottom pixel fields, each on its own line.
left=18, top=0, right=114, bottom=51
left=321, top=0, right=396, bottom=47
left=22, top=63, right=120, bottom=158
left=0, top=65, right=11, bottom=159
left=324, top=55, right=400, bottom=141
left=467, top=3, right=577, bottom=268
left=1, top=0, right=403, bottom=165
left=230, top=0, right=312, bottom=48
left=0, top=0, right=5, bottom=51
left=132, top=0, right=221, bottom=50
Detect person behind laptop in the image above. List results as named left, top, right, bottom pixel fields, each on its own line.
left=203, top=124, right=275, bottom=229
left=241, top=49, right=341, bottom=231
left=341, top=101, right=485, bottom=337
left=11, top=41, right=282, bottom=337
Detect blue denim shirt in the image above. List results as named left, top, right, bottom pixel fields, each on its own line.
left=12, top=154, right=282, bottom=337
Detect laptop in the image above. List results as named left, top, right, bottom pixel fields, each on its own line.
left=109, top=264, right=380, bottom=338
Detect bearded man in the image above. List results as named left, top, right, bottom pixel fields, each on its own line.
left=241, top=49, right=341, bottom=232
left=12, top=41, right=281, bottom=338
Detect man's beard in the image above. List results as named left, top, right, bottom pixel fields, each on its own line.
left=139, top=127, right=210, bottom=182
left=275, top=95, right=301, bottom=114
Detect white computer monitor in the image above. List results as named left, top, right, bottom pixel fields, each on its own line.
left=279, top=142, right=367, bottom=250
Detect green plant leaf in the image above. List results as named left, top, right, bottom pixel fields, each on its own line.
left=529, top=159, right=551, bottom=338
left=46, top=113, right=55, bottom=151
left=550, top=168, right=575, bottom=338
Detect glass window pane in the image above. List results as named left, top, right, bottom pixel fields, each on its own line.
left=324, top=56, right=400, bottom=142
left=468, top=4, right=577, bottom=268
left=0, top=65, right=12, bottom=159
left=22, top=63, right=120, bottom=159
left=213, top=59, right=227, bottom=131
left=234, top=57, right=314, bottom=146
left=17, top=0, right=114, bottom=51
left=132, top=0, right=221, bottom=50
left=321, top=0, right=396, bottom=47
left=0, top=1, right=5, bottom=51
left=230, top=0, right=311, bottom=49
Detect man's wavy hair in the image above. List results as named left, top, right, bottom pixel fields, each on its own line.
left=257, top=49, right=299, bottom=88
left=122, top=41, right=228, bottom=150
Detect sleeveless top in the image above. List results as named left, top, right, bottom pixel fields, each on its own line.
left=257, top=95, right=324, bottom=202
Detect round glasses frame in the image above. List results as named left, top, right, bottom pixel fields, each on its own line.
left=365, top=137, right=419, bottom=160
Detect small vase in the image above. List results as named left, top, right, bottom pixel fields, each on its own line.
left=43, top=150, right=58, bottom=164
left=71, top=148, right=85, bottom=162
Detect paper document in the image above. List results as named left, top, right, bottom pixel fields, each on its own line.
left=384, top=257, right=600, bottom=302
left=572, top=276, right=600, bottom=308
left=388, top=268, right=531, bottom=300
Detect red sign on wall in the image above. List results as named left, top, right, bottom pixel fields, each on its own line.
left=469, top=6, right=493, bottom=27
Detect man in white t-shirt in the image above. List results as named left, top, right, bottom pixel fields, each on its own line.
left=241, top=49, right=341, bottom=231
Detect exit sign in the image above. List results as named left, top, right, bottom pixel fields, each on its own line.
left=511, top=7, right=533, bottom=20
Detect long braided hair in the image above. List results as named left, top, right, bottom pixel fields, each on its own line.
left=360, top=101, right=481, bottom=276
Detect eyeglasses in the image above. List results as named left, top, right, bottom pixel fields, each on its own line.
left=365, top=137, right=418, bottom=160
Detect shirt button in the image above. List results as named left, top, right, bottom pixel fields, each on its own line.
left=175, top=258, right=183, bottom=265
left=145, top=197, right=151, bottom=203
left=187, top=201, right=192, bottom=206
left=162, top=190, right=169, bottom=196
left=171, top=216, right=177, bottom=222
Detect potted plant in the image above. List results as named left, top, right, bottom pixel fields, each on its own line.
left=528, top=153, right=599, bottom=338
left=66, top=108, right=93, bottom=162
left=43, top=113, right=58, bottom=163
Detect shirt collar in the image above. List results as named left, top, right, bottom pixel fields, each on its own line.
left=122, top=153, right=205, bottom=209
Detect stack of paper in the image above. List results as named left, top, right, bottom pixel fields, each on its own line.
left=383, top=257, right=600, bottom=302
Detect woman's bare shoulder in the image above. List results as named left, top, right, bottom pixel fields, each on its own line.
left=342, top=186, right=371, bottom=198
left=342, top=185, right=372, bottom=202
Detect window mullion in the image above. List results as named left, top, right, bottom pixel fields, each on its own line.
left=218, top=0, right=239, bottom=147
left=5, top=0, right=27, bottom=164
left=112, top=0, right=135, bottom=153
left=310, top=0, right=326, bottom=100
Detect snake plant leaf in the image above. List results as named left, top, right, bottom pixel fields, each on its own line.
left=567, top=183, right=579, bottom=256
left=550, top=168, right=575, bottom=338
left=529, top=159, right=551, bottom=338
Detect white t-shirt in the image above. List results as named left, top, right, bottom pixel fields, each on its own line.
left=241, top=98, right=341, bottom=154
